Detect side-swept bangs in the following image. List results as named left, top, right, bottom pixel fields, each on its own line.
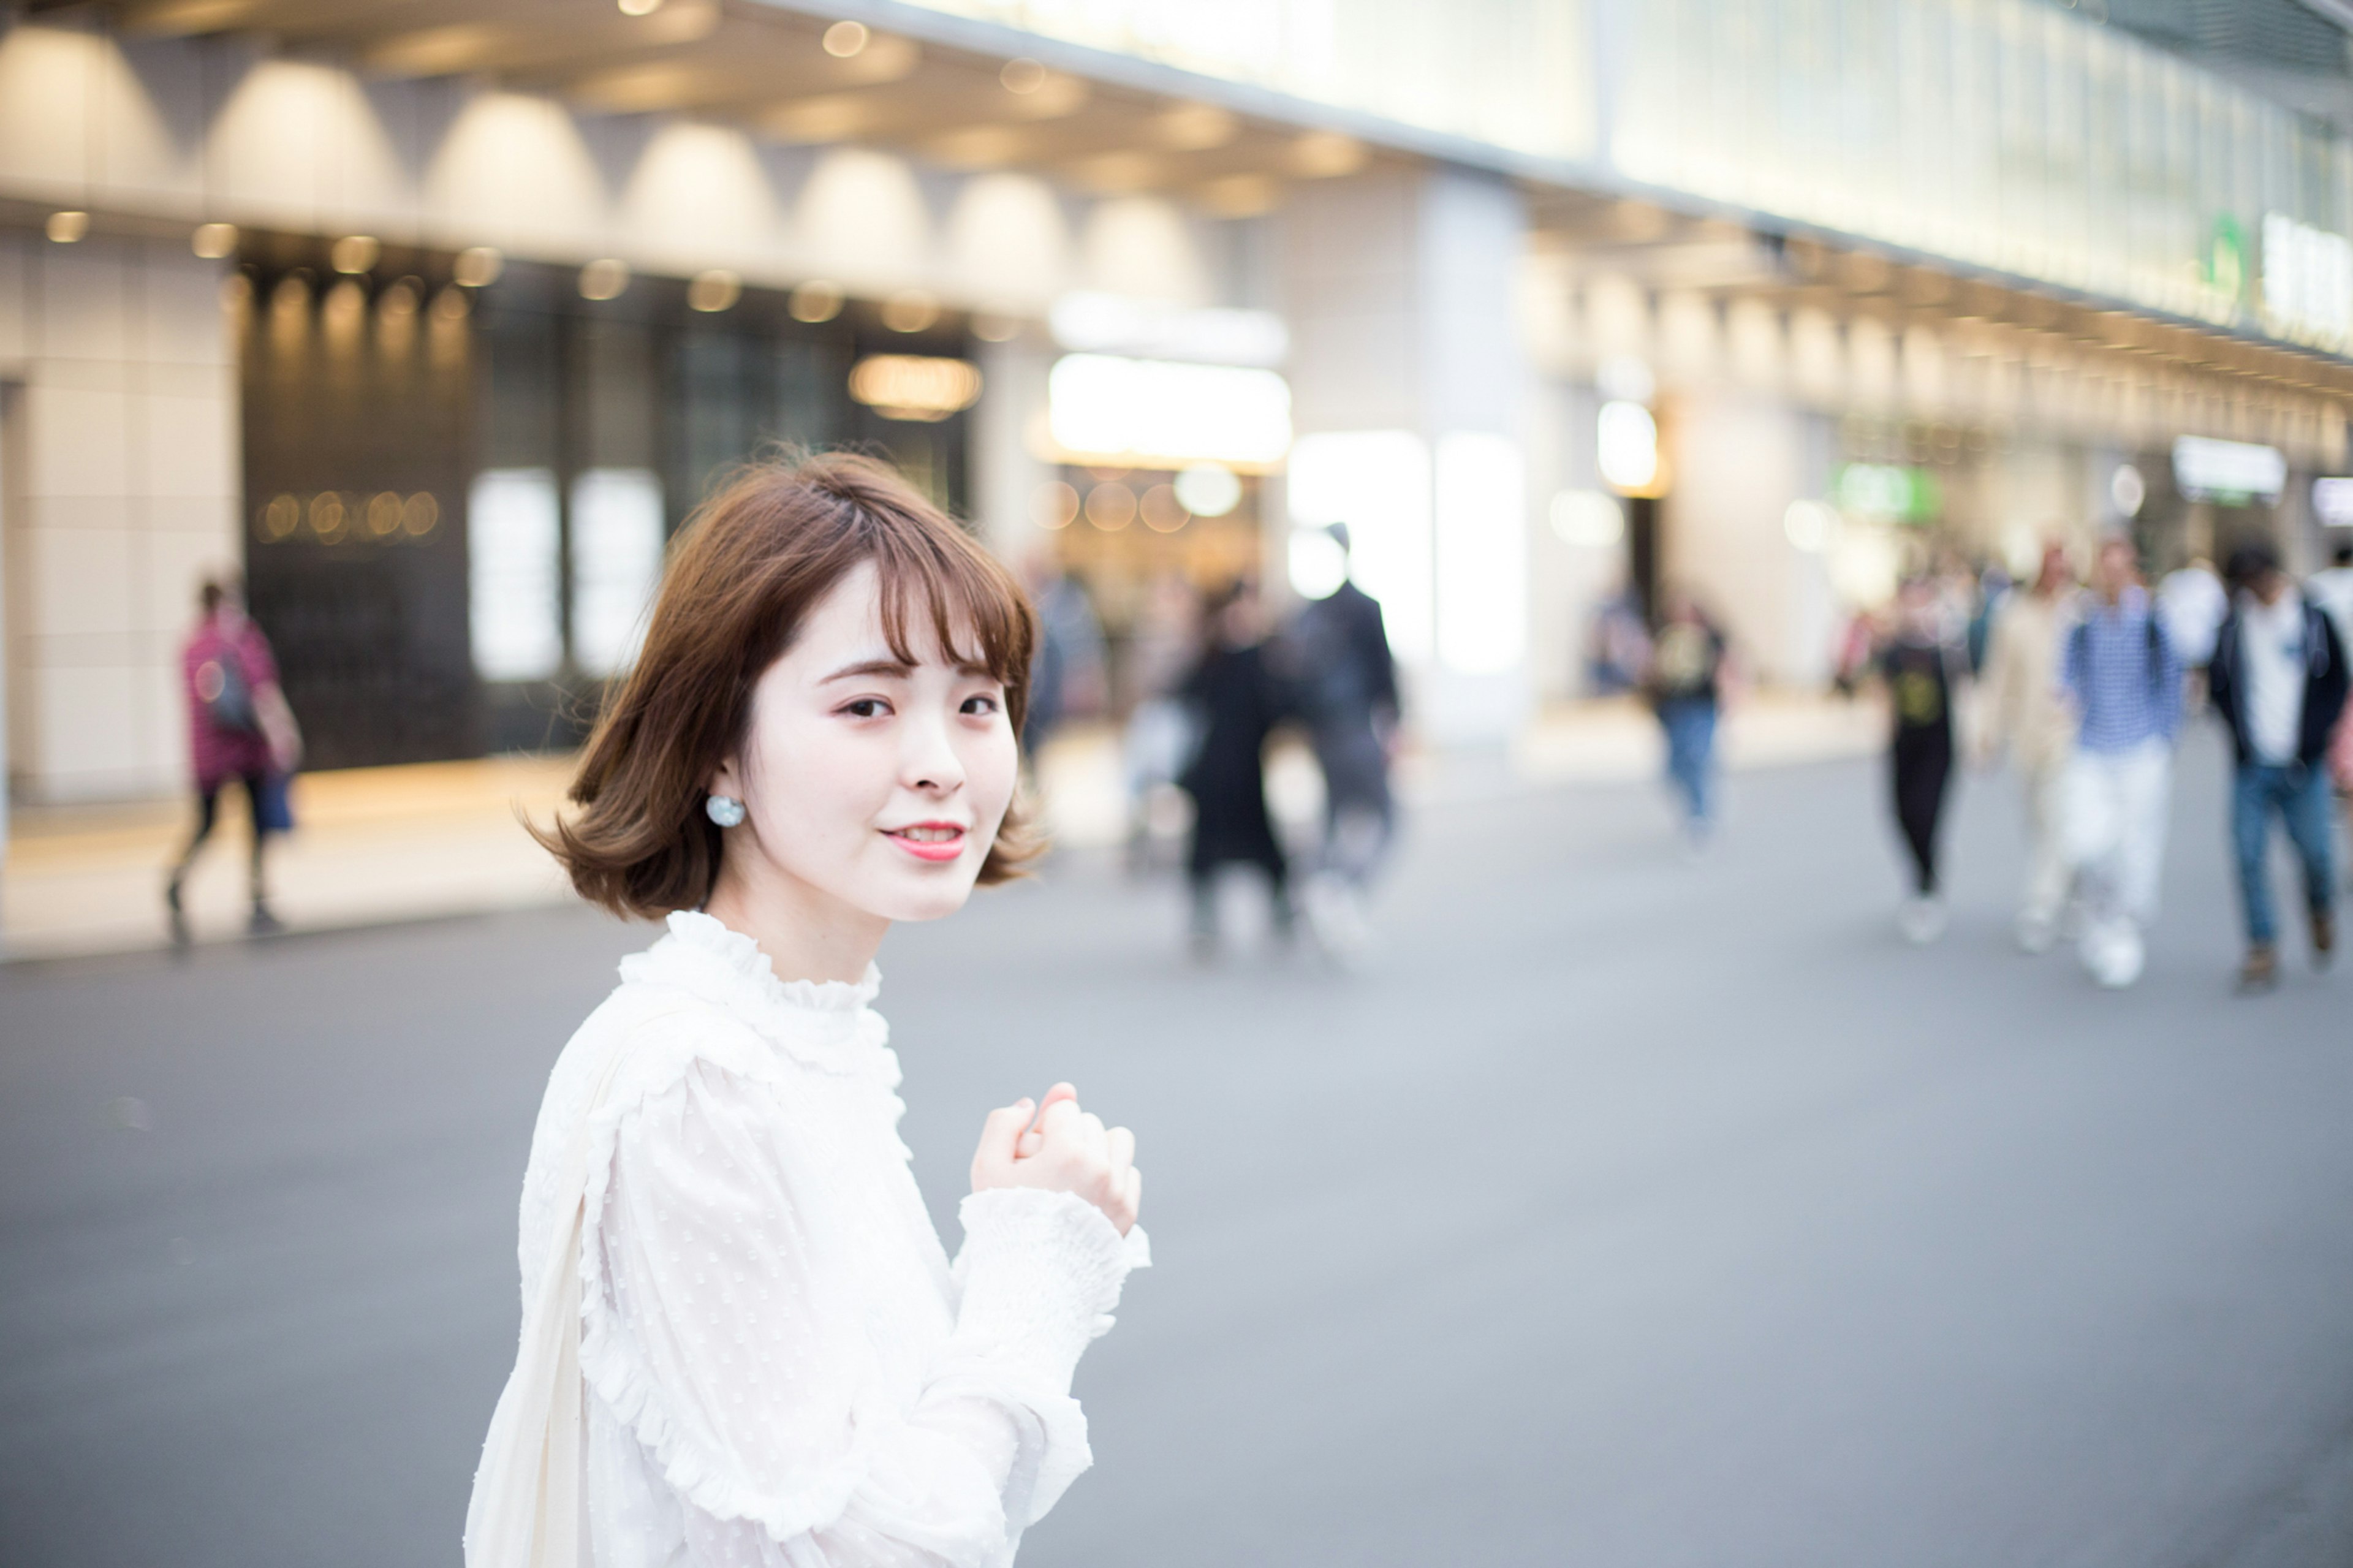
left=536, top=452, right=1042, bottom=920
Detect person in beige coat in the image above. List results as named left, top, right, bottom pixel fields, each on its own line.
left=1976, top=543, right=2082, bottom=952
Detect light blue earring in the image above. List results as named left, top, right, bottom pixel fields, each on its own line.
left=705, top=793, right=746, bottom=828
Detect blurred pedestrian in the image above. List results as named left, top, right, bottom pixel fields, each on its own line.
left=2206, top=543, right=2348, bottom=991
left=1020, top=552, right=1105, bottom=765
left=1831, top=607, right=1877, bottom=699
left=1977, top=543, right=2081, bottom=952
left=2058, top=537, right=2183, bottom=989
left=482, top=455, right=1145, bottom=1568
left=2312, top=540, right=2353, bottom=652
left=1284, top=524, right=1401, bottom=957
left=1119, top=571, right=1201, bottom=871
left=2317, top=541, right=2353, bottom=876
left=1882, top=577, right=1970, bottom=943
left=167, top=578, right=300, bottom=941
left=1646, top=589, right=1730, bottom=847
left=2158, top=555, right=2229, bottom=698
left=1588, top=583, right=1650, bottom=695
left=1178, top=580, right=1295, bottom=956
left=1966, top=560, right=2012, bottom=675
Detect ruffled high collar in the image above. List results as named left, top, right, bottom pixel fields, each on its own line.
left=618, top=911, right=889, bottom=1075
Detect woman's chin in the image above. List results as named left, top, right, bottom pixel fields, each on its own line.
left=863, top=868, right=981, bottom=924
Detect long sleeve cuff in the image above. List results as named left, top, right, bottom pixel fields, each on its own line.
left=949, top=1189, right=1148, bottom=1397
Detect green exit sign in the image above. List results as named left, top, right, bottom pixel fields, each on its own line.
left=1833, top=463, right=1942, bottom=523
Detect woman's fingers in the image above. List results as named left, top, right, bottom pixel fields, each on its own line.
left=971, top=1098, right=1036, bottom=1187
left=1015, top=1083, right=1080, bottom=1161
left=1106, top=1124, right=1136, bottom=1178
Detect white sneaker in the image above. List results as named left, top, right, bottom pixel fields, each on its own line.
left=2082, top=919, right=2145, bottom=988
left=1897, top=894, right=1946, bottom=945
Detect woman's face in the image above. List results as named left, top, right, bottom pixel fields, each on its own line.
left=710, top=561, right=1018, bottom=926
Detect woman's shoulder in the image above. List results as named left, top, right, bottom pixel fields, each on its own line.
left=566, top=975, right=783, bottom=1116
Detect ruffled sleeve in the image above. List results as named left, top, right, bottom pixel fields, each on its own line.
left=583, top=1051, right=1141, bottom=1568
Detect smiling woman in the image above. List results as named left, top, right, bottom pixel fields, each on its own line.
left=538, top=452, right=1039, bottom=916
left=471, top=453, right=1149, bottom=1568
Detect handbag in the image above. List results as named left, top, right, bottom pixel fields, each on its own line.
left=256, top=774, right=295, bottom=835
left=463, top=1011, right=675, bottom=1568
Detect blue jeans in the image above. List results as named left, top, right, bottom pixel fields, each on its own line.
left=1659, top=699, right=1718, bottom=828
left=2232, top=762, right=2336, bottom=946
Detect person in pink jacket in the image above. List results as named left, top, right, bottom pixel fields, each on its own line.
left=167, top=578, right=300, bottom=940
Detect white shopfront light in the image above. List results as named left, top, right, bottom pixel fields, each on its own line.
left=1433, top=431, right=1527, bottom=675
left=1174, top=463, right=1242, bottom=518
left=2314, top=477, right=2353, bottom=528
left=2172, top=436, right=2285, bottom=503
left=2110, top=464, right=2146, bottom=518
left=1289, top=431, right=1433, bottom=662
left=1287, top=529, right=1349, bottom=599
left=1596, top=400, right=1659, bottom=493
left=570, top=469, right=665, bottom=677
left=1550, top=490, right=1624, bottom=548
left=469, top=469, right=563, bottom=681
left=1047, top=354, right=1291, bottom=467
left=1783, top=499, right=1836, bottom=552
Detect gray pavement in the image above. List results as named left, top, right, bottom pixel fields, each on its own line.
left=5, top=727, right=2352, bottom=1568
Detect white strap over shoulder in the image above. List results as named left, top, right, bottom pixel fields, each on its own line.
left=464, top=1006, right=687, bottom=1568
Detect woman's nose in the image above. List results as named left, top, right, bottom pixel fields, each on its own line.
left=903, top=710, right=966, bottom=792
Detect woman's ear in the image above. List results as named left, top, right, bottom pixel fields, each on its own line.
left=708, top=754, right=745, bottom=801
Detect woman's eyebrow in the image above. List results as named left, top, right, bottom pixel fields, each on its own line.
left=820, top=656, right=914, bottom=683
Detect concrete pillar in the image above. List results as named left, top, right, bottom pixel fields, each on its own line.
left=970, top=332, right=1052, bottom=570
left=0, top=233, right=241, bottom=803
left=1281, top=167, right=1534, bottom=744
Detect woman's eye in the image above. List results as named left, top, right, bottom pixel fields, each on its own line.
left=961, top=694, right=1001, bottom=716
left=843, top=698, right=889, bottom=719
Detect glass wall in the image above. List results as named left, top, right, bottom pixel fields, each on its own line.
left=468, top=262, right=978, bottom=752
left=1607, top=0, right=2353, bottom=349
left=241, top=239, right=982, bottom=765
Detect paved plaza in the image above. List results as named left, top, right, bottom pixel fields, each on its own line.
left=4, top=730, right=2350, bottom=1567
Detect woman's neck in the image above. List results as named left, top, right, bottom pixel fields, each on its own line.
left=701, top=862, right=889, bottom=987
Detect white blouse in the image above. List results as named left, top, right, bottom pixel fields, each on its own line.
left=509, top=911, right=1148, bottom=1568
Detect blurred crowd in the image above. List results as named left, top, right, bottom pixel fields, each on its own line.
left=1020, top=525, right=1402, bottom=965
left=170, top=508, right=2351, bottom=998
left=1589, top=534, right=2352, bottom=994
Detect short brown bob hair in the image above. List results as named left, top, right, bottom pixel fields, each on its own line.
left=537, top=452, right=1040, bottom=918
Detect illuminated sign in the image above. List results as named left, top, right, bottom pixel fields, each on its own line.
left=2314, top=477, right=2353, bottom=528
left=1047, top=354, right=1292, bottom=466
left=849, top=355, right=983, bottom=422
left=2261, top=213, right=2353, bottom=347
left=1833, top=464, right=1940, bottom=522
left=2173, top=436, right=2285, bottom=503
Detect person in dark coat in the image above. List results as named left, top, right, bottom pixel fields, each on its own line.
left=1881, top=575, right=1970, bottom=944
left=2207, top=542, right=2349, bottom=990
left=1282, top=525, right=1400, bottom=955
left=1178, top=579, right=1294, bottom=955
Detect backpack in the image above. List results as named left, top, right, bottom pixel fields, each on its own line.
left=195, top=653, right=260, bottom=737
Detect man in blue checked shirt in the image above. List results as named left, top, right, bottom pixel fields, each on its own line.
left=2058, top=536, right=2184, bottom=989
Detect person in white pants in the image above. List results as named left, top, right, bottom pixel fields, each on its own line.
left=1977, top=543, right=2080, bottom=951
left=2058, top=537, right=2184, bottom=989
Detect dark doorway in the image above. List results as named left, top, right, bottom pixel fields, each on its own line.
left=1627, top=494, right=1662, bottom=621
left=238, top=235, right=477, bottom=770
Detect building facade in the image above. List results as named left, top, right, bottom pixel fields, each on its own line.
left=4, top=0, right=2352, bottom=803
